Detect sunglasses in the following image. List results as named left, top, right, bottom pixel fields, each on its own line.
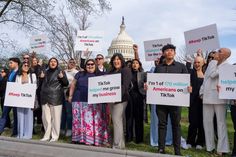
left=96, top=58, right=103, bottom=60
left=23, top=57, right=29, bottom=59
left=208, top=56, right=214, bottom=60
left=86, top=63, right=95, bottom=66
left=1, top=71, right=5, bottom=73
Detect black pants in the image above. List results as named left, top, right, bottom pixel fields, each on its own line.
left=34, top=89, right=42, bottom=124
left=126, top=91, right=144, bottom=143
left=231, top=105, right=236, bottom=156
left=156, top=105, right=181, bottom=155
left=187, top=97, right=205, bottom=146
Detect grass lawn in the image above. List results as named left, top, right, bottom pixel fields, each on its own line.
left=1, top=107, right=234, bottom=157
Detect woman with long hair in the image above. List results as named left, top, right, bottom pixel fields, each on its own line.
left=68, top=59, right=110, bottom=146
left=109, top=53, right=132, bottom=149
left=16, top=62, right=36, bottom=139
left=125, top=59, right=146, bottom=143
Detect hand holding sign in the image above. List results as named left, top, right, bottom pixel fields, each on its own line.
left=58, top=71, right=64, bottom=78
left=40, top=71, right=45, bottom=78
left=187, top=86, right=192, bottom=93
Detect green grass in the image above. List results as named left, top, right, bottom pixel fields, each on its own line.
left=1, top=107, right=234, bottom=157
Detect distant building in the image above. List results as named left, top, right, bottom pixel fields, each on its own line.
left=107, top=17, right=135, bottom=62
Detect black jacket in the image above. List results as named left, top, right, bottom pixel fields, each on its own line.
left=110, top=67, right=132, bottom=102
left=40, top=68, right=69, bottom=106
left=0, top=76, right=8, bottom=97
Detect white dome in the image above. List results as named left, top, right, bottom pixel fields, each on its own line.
left=107, top=17, right=135, bottom=61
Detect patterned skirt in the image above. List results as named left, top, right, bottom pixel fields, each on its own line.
left=72, top=101, right=110, bottom=146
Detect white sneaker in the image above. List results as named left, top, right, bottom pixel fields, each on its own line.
left=65, top=130, right=72, bottom=137
left=186, top=144, right=192, bottom=149
left=181, top=137, right=188, bottom=150
left=40, top=137, right=49, bottom=141
left=196, top=145, right=203, bottom=150
left=49, top=138, right=58, bottom=142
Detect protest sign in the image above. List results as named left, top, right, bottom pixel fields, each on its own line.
left=144, top=38, right=171, bottom=61
left=75, top=30, right=104, bottom=52
left=219, top=64, right=236, bottom=99
left=4, top=82, right=37, bottom=108
left=30, top=34, right=50, bottom=53
left=88, top=74, right=121, bottom=104
left=146, top=73, right=190, bottom=106
left=184, top=24, right=220, bottom=55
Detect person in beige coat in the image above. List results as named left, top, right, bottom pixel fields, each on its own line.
left=200, top=48, right=231, bottom=155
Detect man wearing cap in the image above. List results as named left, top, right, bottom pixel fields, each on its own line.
left=95, top=54, right=106, bottom=72
left=0, top=57, right=20, bottom=136
left=154, top=44, right=191, bottom=155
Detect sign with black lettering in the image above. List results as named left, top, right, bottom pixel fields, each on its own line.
left=88, top=74, right=121, bottom=104
left=144, top=38, right=171, bottom=61
left=75, top=31, right=104, bottom=52
left=146, top=73, right=190, bottom=106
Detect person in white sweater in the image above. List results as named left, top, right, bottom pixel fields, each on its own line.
left=16, top=62, right=37, bottom=139
left=200, top=48, right=231, bottom=156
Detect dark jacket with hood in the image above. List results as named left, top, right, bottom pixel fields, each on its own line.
left=40, top=58, right=69, bottom=106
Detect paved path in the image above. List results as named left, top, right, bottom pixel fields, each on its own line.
left=0, top=137, right=180, bottom=157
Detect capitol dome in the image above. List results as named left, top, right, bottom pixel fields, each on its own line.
left=107, top=17, right=135, bottom=61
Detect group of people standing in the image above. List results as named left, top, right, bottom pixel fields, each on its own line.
left=0, top=44, right=235, bottom=157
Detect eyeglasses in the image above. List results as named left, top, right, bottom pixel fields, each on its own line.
left=96, top=58, right=103, bottom=60
left=1, top=71, right=5, bottom=73
left=86, top=63, right=95, bottom=66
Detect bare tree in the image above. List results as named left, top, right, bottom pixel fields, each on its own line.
left=0, top=0, right=111, bottom=67
left=0, top=0, right=54, bottom=31
left=0, top=0, right=111, bottom=31
left=46, top=8, right=77, bottom=64
left=176, top=45, right=188, bottom=63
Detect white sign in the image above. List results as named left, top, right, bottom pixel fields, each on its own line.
left=219, top=64, right=236, bottom=99
left=146, top=73, right=190, bottom=107
left=75, top=30, right=104, bottom=52
left=184, top=24, right=220, bottom=55
left=4, top=82, right=37, bottom=108
left=144, top=38, right=171, bottom=61
left=30, top=34, right=50, bottom=53
left=88, top=74, right=121, bottom=104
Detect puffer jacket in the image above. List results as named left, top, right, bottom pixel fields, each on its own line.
left=40, top=68, right=69, bottom=106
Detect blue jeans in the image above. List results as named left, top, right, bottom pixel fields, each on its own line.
left=0, top=106, right=17, bottom=135
left=150, top=104, right=172, bottom=146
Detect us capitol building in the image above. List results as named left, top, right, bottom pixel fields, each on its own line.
left=106, top=17, right=135, bottom=62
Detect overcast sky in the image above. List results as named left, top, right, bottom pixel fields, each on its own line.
left=1, top=0, right=236, bottom=70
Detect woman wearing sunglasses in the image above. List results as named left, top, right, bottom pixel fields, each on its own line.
left=69, top=59, right=110, bottom=146
left=15, top=62, right=36, bottom=139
